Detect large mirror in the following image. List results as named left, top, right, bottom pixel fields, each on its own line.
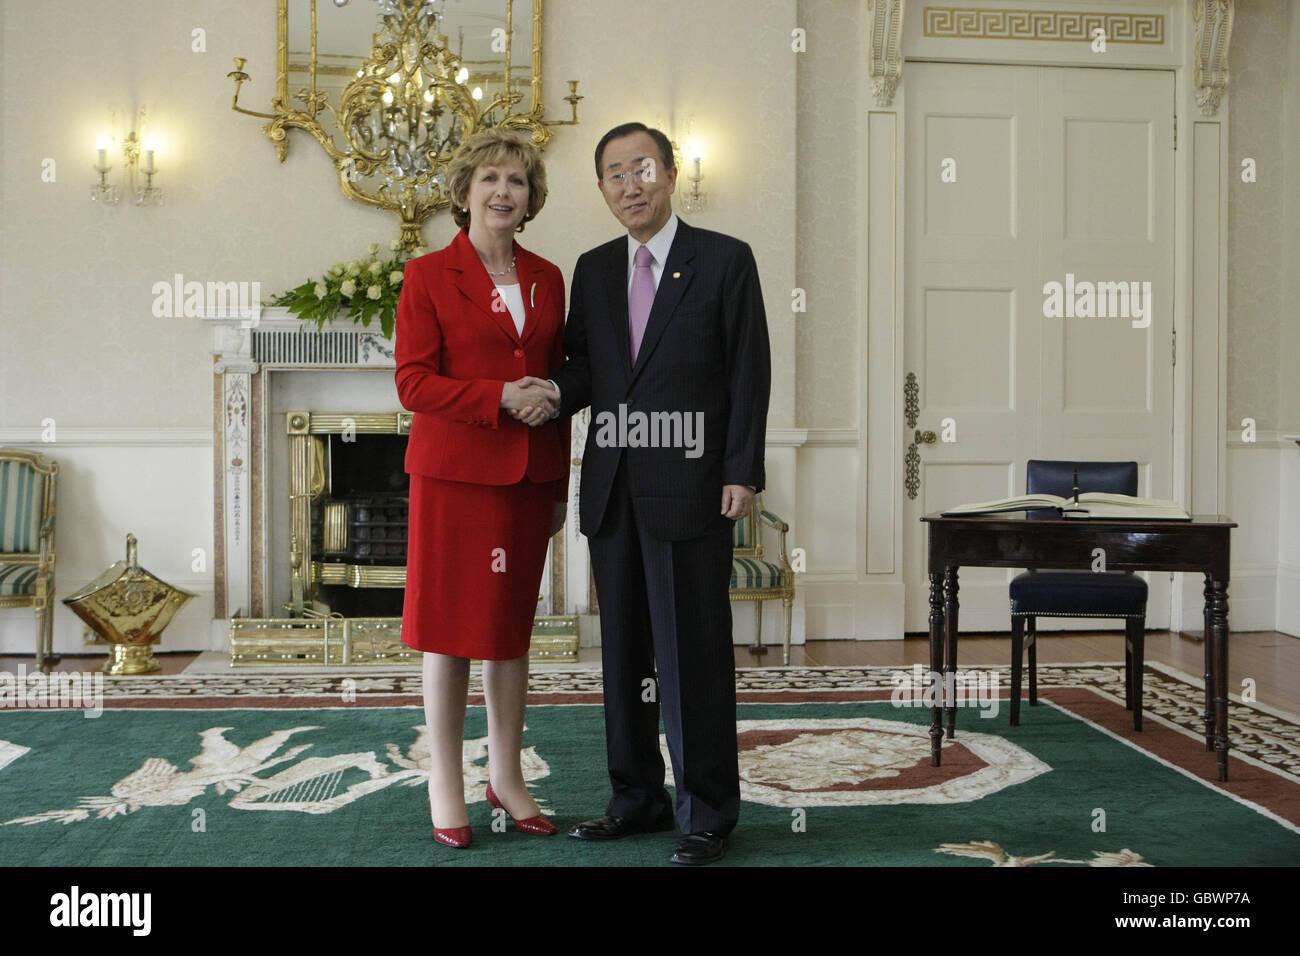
left=231, top=0, right=577, bottom=247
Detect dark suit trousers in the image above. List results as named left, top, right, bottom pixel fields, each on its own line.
left=589, top=461, right=740, bottom=836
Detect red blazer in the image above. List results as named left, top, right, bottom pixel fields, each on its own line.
left=395, top=229, right=570, bottom=497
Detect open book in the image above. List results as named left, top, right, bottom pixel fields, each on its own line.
left=942, top=492, right=1190, bottom=520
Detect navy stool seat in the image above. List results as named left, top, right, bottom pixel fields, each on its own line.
left=1010, top=570, right=1147, bottom=617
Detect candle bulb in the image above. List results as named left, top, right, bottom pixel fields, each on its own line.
left=97, top=149, right=107, bottom=169
left=144, top=150, right=155, bottom=174
left=692, top=157, right=701, bottom=182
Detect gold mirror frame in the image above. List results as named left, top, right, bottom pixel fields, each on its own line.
left=228, top=0, right=580, bottom=248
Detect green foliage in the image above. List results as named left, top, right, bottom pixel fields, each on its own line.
left=271, top=240, right=425, bottom=340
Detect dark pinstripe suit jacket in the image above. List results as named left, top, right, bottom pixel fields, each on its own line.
left=552, top=219, right=771, bottom=540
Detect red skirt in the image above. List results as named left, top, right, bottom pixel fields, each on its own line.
left=401, top=474, right=555, bottom=659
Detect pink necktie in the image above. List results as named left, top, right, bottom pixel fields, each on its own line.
left=629, top=244, right=654, bottom=362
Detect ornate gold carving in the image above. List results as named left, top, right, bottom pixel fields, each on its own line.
left=904, top=372, right=921, bottom=499
left=310, top=435, right=327, bottom=499
left=868, top=0, right=907, bottom=107
left=229, top=615, right=416, bottom=665
left=923, top=6, right=1164, bottom=44
left=323, top=502, right=348, bottom=553
left=231, top=0, right=576, bottom=248
left=62, top=534, right=196, bottom=673
left=1192, top=0, right=1234, bottom=116
left=301, top=412, right=409, bottom=433
left=904, top=371, right=920, bottom=429
left=228, top=614, right=576, bottom=666
left=312, top=561, right=408, bottom=588
left=529, top=616, right=579, bottom=663
left=905, top=443, right=921, bottom=499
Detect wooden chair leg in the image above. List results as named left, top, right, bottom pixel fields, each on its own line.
left=782, top=595, right=793, bottom=666
left=43, top=595, right=60, bottom=670
left=34, top=604, right=46, bottom=672
left=1010, top=616, right=1024, bottom=726
left=1027, top=617, right=1038, bottom=705
left=1128, top=617, right=1145, bottom=732
left=1124, top=634, right=1133, bottom=710
left=747, top=601, right=768, bottom=658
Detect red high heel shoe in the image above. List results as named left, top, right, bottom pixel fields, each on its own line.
left=485, top=782, right=557, bottom=835
left=433, top=825, right=472, bottom=848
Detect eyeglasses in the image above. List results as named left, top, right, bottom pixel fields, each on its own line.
left=601, top=159, right=659, bottom=190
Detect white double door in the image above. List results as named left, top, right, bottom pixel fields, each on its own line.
left=902, top=62, right=1176, bottom=632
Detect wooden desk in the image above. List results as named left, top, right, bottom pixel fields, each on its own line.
left=920, top=513, right=1237, bottom=780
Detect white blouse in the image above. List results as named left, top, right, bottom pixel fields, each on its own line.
left=494, top=281, right=526, bottom=336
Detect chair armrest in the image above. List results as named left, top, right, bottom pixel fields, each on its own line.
left=38, top=514, right=54, bottom=570
left=757, top=508, right=790, bottom=568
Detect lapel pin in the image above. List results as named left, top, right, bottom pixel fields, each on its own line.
left=530, top=282, right=536, bottom=307
left=672, top=271, right=681, bottom=279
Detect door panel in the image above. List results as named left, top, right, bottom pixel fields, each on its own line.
left=903, top=63, right=1175, bottom=632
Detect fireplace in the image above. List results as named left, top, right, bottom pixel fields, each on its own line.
left=287, top=412, right=411, bottom=621
left=205, top=312, right=589, bottom=665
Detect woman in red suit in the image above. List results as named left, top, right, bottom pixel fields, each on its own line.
left=394, top=127, right=569, bottom=849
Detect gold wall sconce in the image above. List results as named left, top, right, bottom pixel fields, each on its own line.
left=91, top=108, right=164, bottom=207
left=680, top=135, right=707, bottom=213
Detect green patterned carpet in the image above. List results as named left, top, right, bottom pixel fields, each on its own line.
left=2, top=664, right=1297, bottom=866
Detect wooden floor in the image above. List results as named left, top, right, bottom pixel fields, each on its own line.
left=5, top=629, right=1297, bottom=715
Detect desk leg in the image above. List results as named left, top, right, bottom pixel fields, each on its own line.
left=928, top=571, right=944, bottom=766
left=1202, top=575, right=1214, bottom=751
left=1209, top=577, right=1231, bottom=782
left=944, top=567, right=960, bottom=740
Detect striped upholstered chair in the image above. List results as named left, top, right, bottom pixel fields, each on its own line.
left=729, top=495, right=796, bottom=664
left=0, top=449, right=59, bottom=671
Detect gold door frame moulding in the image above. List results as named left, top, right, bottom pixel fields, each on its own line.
left=921, top=6, right=1165, bottom=44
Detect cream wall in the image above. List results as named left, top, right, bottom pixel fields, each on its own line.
left=0, top=0, right=797, bottom=656
left=1223, top=0, right=1299, bottom=636
left=1282, top=0, right=1300, bottom=438
left=1, top=0, right=795, bottom=429
left=1226, top=0, right=1287, bottom=431
left=1278, top=0, right=1300, bottom=636
left=795, top=0, right=860, bottom=428
left=2, top=1, right=1297, bottom=655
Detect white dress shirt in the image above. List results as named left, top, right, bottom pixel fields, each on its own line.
left=625, top=213, right=679, bottom=295
left=547, top=215, right=680, bottom=405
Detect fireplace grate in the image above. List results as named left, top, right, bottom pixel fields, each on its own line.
left=253, top=330, right=360, bottom=365
left=317, top=496, right=409, bottom=563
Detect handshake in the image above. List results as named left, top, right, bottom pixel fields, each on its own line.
left=501, top=376, right=560, bottom=427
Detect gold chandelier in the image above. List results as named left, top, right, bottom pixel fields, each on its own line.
left=228, top=0, right=580, bottom=249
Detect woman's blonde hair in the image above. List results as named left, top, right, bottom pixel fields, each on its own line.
left=447, top=127, right=547, bottom=232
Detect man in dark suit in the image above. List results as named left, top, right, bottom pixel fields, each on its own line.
left=517, top=122, right=770, bottom=864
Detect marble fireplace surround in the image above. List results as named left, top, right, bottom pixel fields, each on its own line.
left=205, top=310, right=590, bottom=632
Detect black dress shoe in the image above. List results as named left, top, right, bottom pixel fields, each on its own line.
left=671, top=832, right=728, bottom=865
left=567, top=811, right=675, bottom=841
